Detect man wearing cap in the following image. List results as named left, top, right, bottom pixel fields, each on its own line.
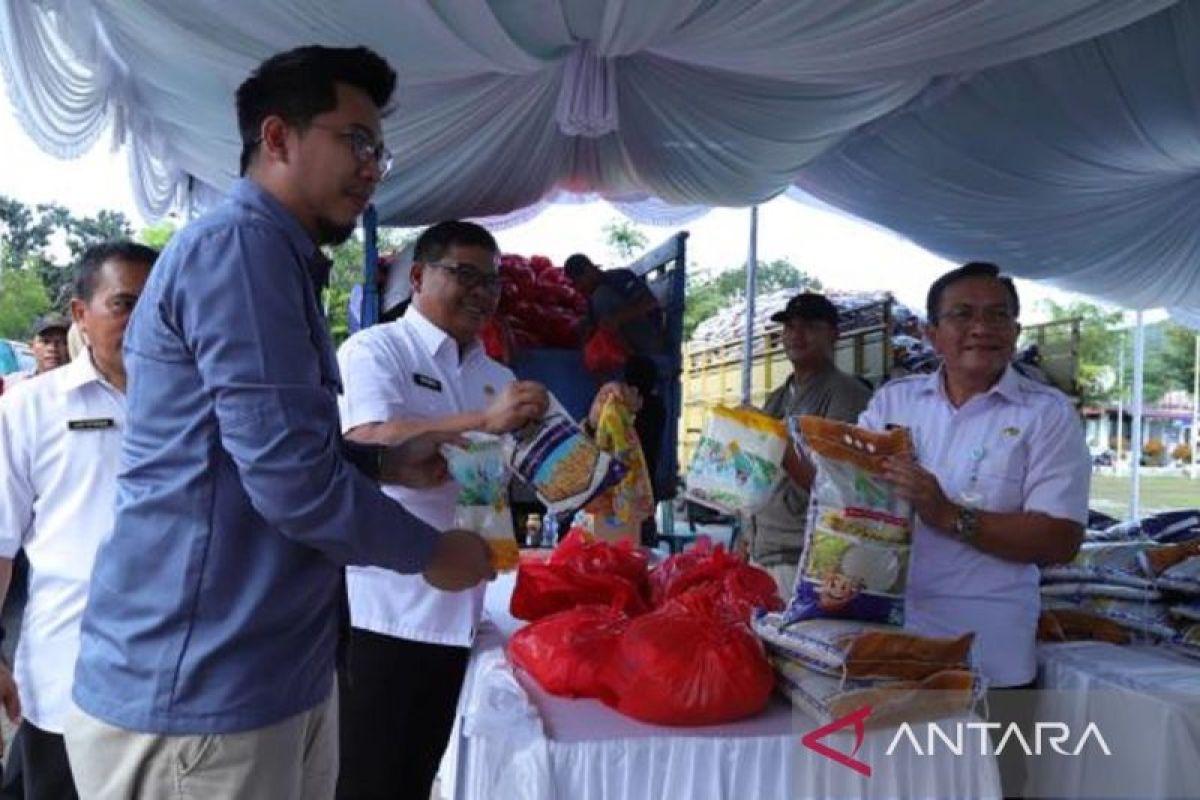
left=564, top=253, right=664, bottom=357
left=739, top=292, right=873, bottom=597
left=0, top=241, right=157, bottom=800
left=0, top=316, right=70, bottom=393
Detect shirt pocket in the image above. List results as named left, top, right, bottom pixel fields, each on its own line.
left=976, top=436, right=1027, bottom=513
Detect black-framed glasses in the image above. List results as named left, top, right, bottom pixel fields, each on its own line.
left=427, top=261, right=501, bottom=292
left=309, top=123, right=394, bottom=177
left=938, top=305, right=1016, bottom=327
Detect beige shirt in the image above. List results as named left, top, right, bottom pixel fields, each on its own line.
left=748, top=363, right=872, bottom=567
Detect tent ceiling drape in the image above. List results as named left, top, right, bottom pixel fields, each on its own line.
left=3, top=0, right=1199, bottom=308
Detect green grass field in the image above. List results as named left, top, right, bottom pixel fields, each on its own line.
left=1089, top=473, right=1200, bottom=521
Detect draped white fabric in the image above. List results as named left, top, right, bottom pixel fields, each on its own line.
left=442, top=572, right=1002, bottom=800
left=796, top=2, right=1200, bottom=308
left=1030, top=643, right=1200, bottom=800
left=1, top=0, right=1191, bottom=303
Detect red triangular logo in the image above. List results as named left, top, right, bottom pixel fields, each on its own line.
left=801, top=705, right=873, bottom=777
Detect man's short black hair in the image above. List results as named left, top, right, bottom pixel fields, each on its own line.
left=75, top=241, right=158, bottom=301
left=926, top=261, right=1020, bottom=324
left=413, top=221, right=498, bottom=264
left=563, top=253, right=596, bottom=280
left=236, top=45, right=397, bottom=175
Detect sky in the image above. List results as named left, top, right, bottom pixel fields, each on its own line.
left=0, top=92, right=1121, bottom=324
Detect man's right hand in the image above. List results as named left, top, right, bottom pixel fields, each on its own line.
left=423, top=530, right=497, bottom=591
left=482, top=381, right=549, bottom=434
left=0, top=662, right=21, bottom=757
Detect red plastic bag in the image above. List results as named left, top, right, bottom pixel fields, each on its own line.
left=510, top=561, right=648, bottom=621
left=663, top=566, right=783, bottom=625
left=479, top=318, right=512, bottom=363
left=548, top=529, right=649, bottom=593
left=605, top=605, right=774, bottom=725
left=583, top=327, right=629, bottom=374
left=648, top=537, right=735, bottom=605
left=507, top=605, right=628, bottom=701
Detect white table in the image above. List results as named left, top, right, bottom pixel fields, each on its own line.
left=440, top=573, right=1001, bottom=800
left=1028, top=642, right=1200, bottom=800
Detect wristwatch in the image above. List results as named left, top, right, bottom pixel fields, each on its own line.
left=953, top=505, right=980, bottom=545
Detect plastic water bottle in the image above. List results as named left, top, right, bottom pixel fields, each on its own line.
left=543, top=513, right=559, bottom=548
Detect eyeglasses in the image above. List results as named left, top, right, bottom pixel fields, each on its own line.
left=426, top=261, right=501, bottom=292
left=937, top=305, right=1016, bottom=327
left=309, top=123, right=394, bottom=177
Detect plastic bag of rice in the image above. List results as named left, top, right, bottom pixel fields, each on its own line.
left=442, top=433, right=518, bottom=571
left=784, top=417, right=913, bottom=626
left=684, top=406, right=787, bottom=514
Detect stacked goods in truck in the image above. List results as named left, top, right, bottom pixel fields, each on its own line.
left=480, top=254, right=589, bottom=362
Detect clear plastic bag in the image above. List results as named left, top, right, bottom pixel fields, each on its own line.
left=442, top=432, right=518, bottom=571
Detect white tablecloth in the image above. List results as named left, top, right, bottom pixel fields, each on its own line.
left=1029, top=642, right=1200, bottom=800
left=440, top=573, right=1001, bottom=800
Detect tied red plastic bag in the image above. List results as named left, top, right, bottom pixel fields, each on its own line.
left=605, top=605, right=774, bottom=725
left=507, top=605, right=628, bottom=701
left=583, top=327, right=629, bottom=375
left=548, top=529, right=649, bottom=592
left=510, top=561, right=648, bottom=621
left=648, top=538, right=782, bottom=621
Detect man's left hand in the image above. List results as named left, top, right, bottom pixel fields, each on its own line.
left=587, top=382, right=642, bottom=430
left=380, top=431, right=465, bottom=488
left=882, top=456, right=957, bottom=531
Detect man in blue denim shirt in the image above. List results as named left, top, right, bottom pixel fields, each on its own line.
left=65, top=46, right=495, bottom=798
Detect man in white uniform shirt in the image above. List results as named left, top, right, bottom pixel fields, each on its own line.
left=335, top=221, right=548, bottom=799
left=0, top=242, right=156, bottom=800
left=859, top=261, right=1089, bottom=796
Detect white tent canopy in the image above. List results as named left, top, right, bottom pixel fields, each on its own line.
left=4, top=0, right=1200, bottom=308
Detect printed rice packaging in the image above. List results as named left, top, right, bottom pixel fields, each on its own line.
left=685, top=406, right=787, bottom=514
left=442, top=433, right=519, bottom=571
left=507, top=394, right=626, bottom=515
left=784, top=417, right=913, bottom=626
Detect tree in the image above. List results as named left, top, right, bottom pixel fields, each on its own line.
left=0, top=268, right=50, bottom=340
left=1159, top=323, right=1198, bottom=402
left=1037, top=299, right=1123, bottom=406
left=1, top=196, right=135, bottom=311
left=602, top=218, right=649, bottom=263
left=323, top=228, right=415, bottom=345
left=139, top=221, right=178, bottom=251
left=683, top=258, right=822, bottom=339
left=0, top=196, right=55, bottom=272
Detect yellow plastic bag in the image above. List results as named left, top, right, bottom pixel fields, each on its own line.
left=585, top=395, right=654, bottom=544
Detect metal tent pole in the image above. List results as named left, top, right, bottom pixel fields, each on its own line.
left=741, top=205, right=759, bottom=406
left=1130, top=312, right=1146, bottom=521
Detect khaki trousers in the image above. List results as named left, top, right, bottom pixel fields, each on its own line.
left=63, top=685, right=337, bottom=800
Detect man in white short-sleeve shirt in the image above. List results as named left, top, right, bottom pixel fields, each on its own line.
left=861, top=262, right=1089, bottom=686
left=860, top=262, right=1089, bottom=796
left=335, top=221, right=548, bottom=799
left=0, top=242, right=155, bottom=800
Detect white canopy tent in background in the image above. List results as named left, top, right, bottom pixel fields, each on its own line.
left=4, top=0, right=1200, bottom=519
left=5, top=0, right=1200, bottom=311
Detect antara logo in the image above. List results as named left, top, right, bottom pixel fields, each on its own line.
left=802, top=706, right=1112, bottom=776
left=801, top=705, right=873, bottom=777
left=886, top=720, right=1112, bottom=757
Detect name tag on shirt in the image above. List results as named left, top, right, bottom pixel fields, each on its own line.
left=413, top=373, right=443, bottom=392
left=68, top=418, right=116, bottom=431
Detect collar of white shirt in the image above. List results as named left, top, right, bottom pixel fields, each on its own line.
left=60, top=350, right=117, bottom=395
left=402, top=304, right=483, bottom=366
left=920, top=364, right=1023, bottom=406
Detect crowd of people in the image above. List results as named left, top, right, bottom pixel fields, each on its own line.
left=0, top=43, right=1091, bottom=800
